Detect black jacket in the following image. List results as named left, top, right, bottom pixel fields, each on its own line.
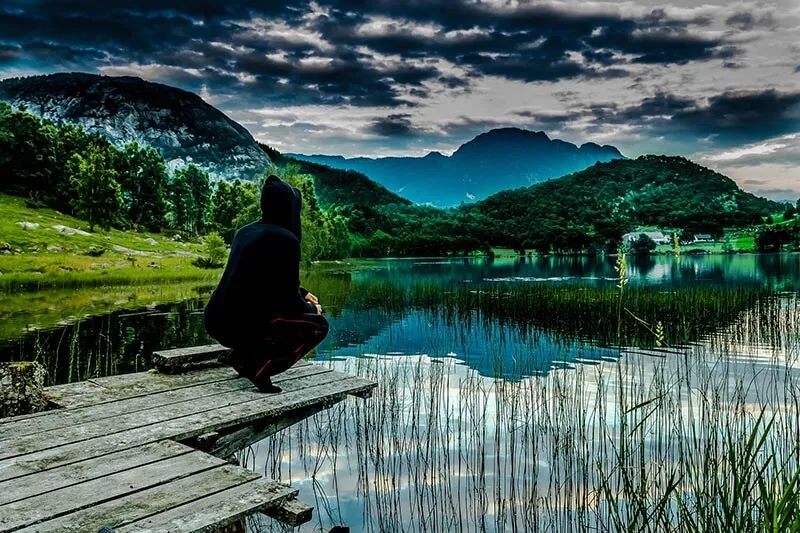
left=204, top=176, right=315, bottom=347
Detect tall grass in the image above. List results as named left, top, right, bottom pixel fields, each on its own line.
left=344, top=279, right=774, bottom=348
left=244, top=288, right=799, bottom=532
left=0, top=263, right=220, bottom=292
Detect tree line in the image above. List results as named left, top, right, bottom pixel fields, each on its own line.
left=3, top=102, right=795, bottom=260
left=0, top=103, right=349, bottom=261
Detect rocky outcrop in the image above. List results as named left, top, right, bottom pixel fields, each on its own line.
left=0, top=73, right=271, bottom=181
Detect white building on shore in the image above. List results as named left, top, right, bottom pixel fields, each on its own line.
left=622, top=231, right=671, bottom=246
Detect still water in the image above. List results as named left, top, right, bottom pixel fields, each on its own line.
left=1, top=254, right=799, bottom=531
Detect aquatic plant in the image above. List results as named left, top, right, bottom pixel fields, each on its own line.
left=249, top=292, right=800, bottom=531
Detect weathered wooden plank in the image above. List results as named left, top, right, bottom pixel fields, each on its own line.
left=2, top=378, right=251, bottom=441
left=0, top=440, right=193, bottom=506
left=0, top=450, right=227, bottom=531
left=0, top=373, right=376, bottom=482
left=0, top=368, right=347, bottom=459
left=118, top=481, right=300, bottom=533
left=206, top=402, right=331, bottom=459
left=152, top=344, right=231, bottom=373
left=40, top=366, right=240, bottom=412
left=261, top=497, right=314, bottom=526
left=12, top=464, right=265, bottom=533
left=33, top=361, right=307, bottom=414
left=3, top=364, right=333, bottom=440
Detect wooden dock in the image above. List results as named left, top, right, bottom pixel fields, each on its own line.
left=0, top=345, right=376, bottom=532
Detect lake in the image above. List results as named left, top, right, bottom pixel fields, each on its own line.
left=2, top=253, right=799, bottom=531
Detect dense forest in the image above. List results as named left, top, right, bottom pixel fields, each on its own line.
left=1, top=103, right=794, bottom=259
left=466, top=156, right=784, bottom=253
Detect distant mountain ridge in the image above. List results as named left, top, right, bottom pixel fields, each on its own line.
left=290, top=128, right=624, bottom=206
left=0, top=73, right=271, bottom=180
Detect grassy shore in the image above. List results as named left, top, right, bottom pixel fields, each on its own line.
left=0, top=193, right=221, bottom=290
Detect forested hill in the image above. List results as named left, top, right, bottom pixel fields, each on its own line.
left=0, top=73, right=271, bottom=181
left=261, top=145, right=410, bottom=209
left=291, top=128, right=624, bottom=206
left=468, top=155, right=782, bottom=250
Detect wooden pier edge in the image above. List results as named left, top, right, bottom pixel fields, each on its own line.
left=0, top=344, right=377, bottom=532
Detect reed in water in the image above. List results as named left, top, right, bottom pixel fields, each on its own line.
left=245, top=285, right=799, bottom=532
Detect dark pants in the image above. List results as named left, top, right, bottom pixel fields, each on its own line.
left=229, top=313, right=329, bottom=383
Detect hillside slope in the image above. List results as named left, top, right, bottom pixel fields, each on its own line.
left=262, top=146, right=410, bottom=208
left=468, top=155, right=781, bottom=248
left=291, top=128, right=624, bottom=206
left=0, top=192, right=220, bottom=289
left=0, top=73, right=271, bottom=180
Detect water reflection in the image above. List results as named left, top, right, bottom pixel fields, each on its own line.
left=244, top=293, right=800, bottom=532
left=0, top=256, right=798, bottom=530
left=2, top=254, right=797, bottom=385
left=319, top=310, right=616, bottom=379
left=357, top=253, right=799, bottom=289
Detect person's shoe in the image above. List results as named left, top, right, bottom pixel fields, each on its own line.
left=252, top=374, right=282, bottom=394
left=248, top=359, right=282, bottom=393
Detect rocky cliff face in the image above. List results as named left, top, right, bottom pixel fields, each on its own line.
left=0, top=73, right=270, bottom=180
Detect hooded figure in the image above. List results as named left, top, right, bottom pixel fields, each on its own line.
left=204, top=175, right=328, bottom=393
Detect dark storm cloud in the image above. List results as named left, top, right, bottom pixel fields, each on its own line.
left=585, top=89, right=800, bottom=147
left=437, top=75, right=470, bottom=90
left=0, top=0, right=752, bottom=108
left=505, top=90, right=800, bottom=150
left=514, top=109, right=585, bottom=125
left=0, top=44, right=20, bottom=64
left=725, top=11, right=777, bottom=31
left=622, top=93, right=696, bottom=117
left=367, top=114, right=422, bottom=137
left=321, top=2, right=730, bottom=81
left=670, top=90, right=800, bottom=142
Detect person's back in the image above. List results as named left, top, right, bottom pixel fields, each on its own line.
left=204, top=176, right=328, bottom=392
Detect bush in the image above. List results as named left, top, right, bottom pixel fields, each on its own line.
left=193, top=232, right=227, bottom=269
left=632, top=233, right=657, bottom=255
left=85, top=246, right=105, bottom=257
left=756, top=227, right=794, bottom=252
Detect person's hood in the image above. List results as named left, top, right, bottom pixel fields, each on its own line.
left=260, top=175, right=302, bottom=241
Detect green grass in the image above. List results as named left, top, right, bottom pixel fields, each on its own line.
left=733, top=235, right=756, bottom=251
left=0, top=193, right=222, bottom=289
left=653, top=235, right=757, bottom=254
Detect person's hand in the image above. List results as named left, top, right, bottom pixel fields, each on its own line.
left=314, top=304, right=323, bottom=315
left=304, top=292, right=319, bottom=305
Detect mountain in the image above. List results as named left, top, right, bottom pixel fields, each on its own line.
left=468, top=155, right=782, bottom=249
left=262, top=145, right=410, bottom=209
left=290, top=128, right=624, bottom=206
left=0, top=73, right=271, bottom=180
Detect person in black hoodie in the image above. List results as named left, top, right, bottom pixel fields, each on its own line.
left=204, top=175, right=328, bottom=393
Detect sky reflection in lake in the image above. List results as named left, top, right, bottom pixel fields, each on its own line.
left=244, top=291, right=799, bottom=532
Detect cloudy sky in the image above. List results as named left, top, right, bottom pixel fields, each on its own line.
left=1, top=0, right=798, bottom=200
